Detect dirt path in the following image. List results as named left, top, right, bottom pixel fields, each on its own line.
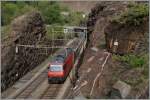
left=68, top=1, right=149, bottom=99
left=71, top=45, right=112, bottom=98
left=63, top=24, right=115, bottom=99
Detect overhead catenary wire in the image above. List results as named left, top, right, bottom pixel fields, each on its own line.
left=15, top=27, right=87, bottom=56
left=16, top=44, right=70, bottom=49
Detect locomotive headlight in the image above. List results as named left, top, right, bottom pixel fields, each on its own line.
left=50, top=65, right=63, bottom=72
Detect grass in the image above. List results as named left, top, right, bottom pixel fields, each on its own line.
left=112, top=54, right=146, bottom=68
left=123, top=75, right=144, bottom=86
left=1, top=25, right=11, bottom=40
left=112, top=53, right=149, bottom=86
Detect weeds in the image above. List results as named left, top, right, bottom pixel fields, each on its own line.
left=112, top=54, right=147, bottom=68
left=1, top=25, right=11, bottom=39
left=112, top=53, right=149, bottom=86
left=123, top=75, right=144, bottom=86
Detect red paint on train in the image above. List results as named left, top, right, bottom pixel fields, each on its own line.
left=47, top=27, right=87, bottom=83
left=48, top=48, right=74, bottom=83
left=64, top=52, right=74, bottom=77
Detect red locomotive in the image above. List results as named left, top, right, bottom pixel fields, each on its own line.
left=48, top=48, right=74, bottom=83
left=48, top=26, right=87, bottom=83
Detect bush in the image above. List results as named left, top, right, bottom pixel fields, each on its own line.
left=112, top=3, right=149, bottom=25
left=112, top=54, right=146, bottom=68
left=1, top=3, right=19, bottom=25
left=1, top=25, right=11, bottom=39
left=43, top=4, right=65, bottom=25
left=68, top=11, right=85, bottom=26
left=2, top=1, right=86, bottom=26
left=141, top=54, right=149, bottom=78
left=129, top=55, right=145, bottom=68
left=1, top=1, right=68, bottom=25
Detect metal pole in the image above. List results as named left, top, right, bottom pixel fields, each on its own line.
left=65, top=28, right=67, bottom=57
left=51, top=28, right=54, bottom=56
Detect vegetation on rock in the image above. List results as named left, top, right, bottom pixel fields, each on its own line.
left=1, top=1, right=85, bottom=26
left=112, top=3, right=149, bottom=25
left=1, top=1, right=86, bottom=40
left=112, top=54, right=148, bottom=69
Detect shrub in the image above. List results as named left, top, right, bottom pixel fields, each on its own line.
left=141, top=54, right=149, bottom=78
left=1, top=3, right=19, bottom=25
left=112, top=54, right=146, bottom=68
left=112, top=3, right=149, bottom=25
left=68, top=11, right=85, bottom=26
left=1, top=1, right=68, bottom=25
left=1, top=25, right=11, bottom=39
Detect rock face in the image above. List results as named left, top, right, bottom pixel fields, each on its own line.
left=87, top=1, right=129, bottom=46
left=113, top=80, right=131, bottom=98
left=86, top=1, right=149, bottom=99
left=87, top=1, right=148, bottom=54
left=1, top=11, right=47, bottom=91
left=104, top=17, right=148, bottom=54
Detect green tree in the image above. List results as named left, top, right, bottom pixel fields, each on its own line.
left=68, top=11, right=85, bottom=25
left=1, top=1, right=84, bottom=26
left=41, top=3, right=65, bottom=25
left=1, top=2, right=19, bottom=25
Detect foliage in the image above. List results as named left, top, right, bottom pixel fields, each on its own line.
left=123, top=75, right=145, bottom=86
left=44, top=4, right=66, bottom=25
left=112, top=3, right=149, bottom=25
left=1, top=3, right=19, bottom=25
left=141, top=54, right=149, bottom=78
left=112, top=54, right=147, bottom=68
left=1, top=1, right=66, bottom=25
left=1, top=25, right=11, bottom=39
left=1, top=1, right=85, bottom=26
left=112, top=53, right=149, bottom=86
left=1, top=1, right=86, bottom=40
left=68, top=11, right=86, bottom=26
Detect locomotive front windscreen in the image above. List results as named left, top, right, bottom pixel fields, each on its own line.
left=50, top=65, right=63, bottom=72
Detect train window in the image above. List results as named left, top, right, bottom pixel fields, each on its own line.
left=50, top=65, right=63, bottom=72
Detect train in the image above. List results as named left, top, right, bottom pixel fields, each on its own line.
left=48, top=26, right=87, bottom=83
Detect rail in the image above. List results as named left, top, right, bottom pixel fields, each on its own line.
left=4, top=26, right=87, bottom=99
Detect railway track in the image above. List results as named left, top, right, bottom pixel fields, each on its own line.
left=14, top=70, right=63, bottom=99
left=7, top=69, right=63, bottom=99
left=3, top=32, right=87, bottom=99
left=4, top=39, right=85, bottom=99
left=14, top=70, right=47, bottom=99
left=40, top=84, right=62, bottom=99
